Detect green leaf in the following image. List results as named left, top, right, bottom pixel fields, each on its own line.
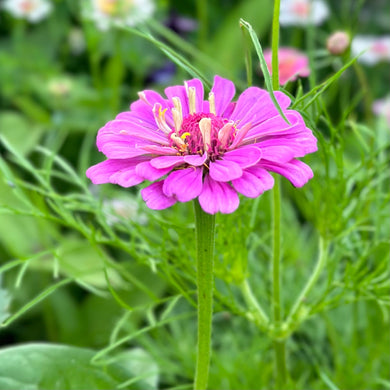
left=239, top=19, right=290, bottom=124
left=204, top=0, right=273, bottom=79
left=0, top=277, right=10, bottom=324
left=0, top=111, right=44, bottom=155
left=0, top=343, right=157, bottom=390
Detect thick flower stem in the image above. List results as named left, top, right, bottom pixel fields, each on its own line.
left=193, top=200, right=216, bottom=390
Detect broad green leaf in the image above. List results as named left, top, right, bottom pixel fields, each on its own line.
left=0, top=343, right=157, bottom=390
left=28, top=238, right=124, bottom=289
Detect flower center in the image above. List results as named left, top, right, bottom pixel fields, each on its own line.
left=170, top=113, right=236, bottom=160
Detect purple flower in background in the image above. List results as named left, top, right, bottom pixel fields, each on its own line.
left=87, top=76, right=317, bottom=214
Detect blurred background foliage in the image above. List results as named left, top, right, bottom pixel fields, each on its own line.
left=0, top=0, right=389, bottom=389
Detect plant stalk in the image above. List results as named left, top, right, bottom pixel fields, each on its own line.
left=193, top=200, right=216, bottom=390
left=287, top=236, right=328, bottom=327
left=271, top=0, right=288, bottom=387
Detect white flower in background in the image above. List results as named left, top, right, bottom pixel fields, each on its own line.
left=68, top=28, right=86, bottom=56
left=2, top=0, right=52, bottom=23
left=280, top=0, right=329, bottom=26
left=103, top=197, right=148, bottom=226
left=373, top=96, right=390, bottom=128
left=86, top=0, right=155, bottom=31
left=351, top=35, right=390, bottom=65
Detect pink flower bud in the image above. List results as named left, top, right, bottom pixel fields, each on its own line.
left=327, top=31, right=351, bottom=55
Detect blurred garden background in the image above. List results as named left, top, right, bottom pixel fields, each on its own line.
left=0, top=0, right=389, bottom=389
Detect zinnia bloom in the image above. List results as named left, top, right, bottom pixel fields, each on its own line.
left=86, top=76, right=317, bottom=214
left=279, top=0, right=329, bottom=26
left=263, top=48, right=310, bottom=85
left=85, top=0, right=154, bottom=31
left=351, top=35, right=390, bottom=65
left=2, top=0, right=52, bottom=23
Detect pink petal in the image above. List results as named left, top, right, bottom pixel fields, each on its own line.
left=165, top=85, right=189, bottom=117
left=109, top=167, right=144, bottom=188
left=260, top=159, right=313, bottom=187
left=244, top=110, right=304, bottom=141
left=210, top=75, right=236, bottom=116
left=246, top=166, right=275, bottom=190
left=98, top=119, right=168, bottom=144
left=135, top=161, right=173, bottom=181
left=185, top=79, right=204, bottom=113
left=229, top=87, right=267, bottom=123
left=231, top=171, right=266, bottom=198
left=259, top=144, right=296, bottom=163
left=150, top=155, right=185, bottom=169
left=128, top=101, right=156, bottom=127
left=230, top=88, right=291, bottom=127
left=183, top=152, right=208, bottom=166
left=209, top=159, right=242, bottom=182
left=198, top=176, right=239, bottom=214
left=86, top=158, right=147, bottom=185
left=140, top=145, right=179, bottom=155
left=232, top=167, right=275, bottom=197
left=223, top=146, right=262, bottom=168
left=141, top=181, right=177, bottom=210
left=162, top=167, right=203, bottom=202
left=97, top=133, right=151, bottom=159
left=255, top=134, right=317, bottom=157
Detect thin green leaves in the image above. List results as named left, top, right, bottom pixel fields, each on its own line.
left=239, top=18, right=290, bottom=124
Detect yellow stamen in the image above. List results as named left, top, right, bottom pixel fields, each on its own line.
left=153, top=103, right=171, bottom=134
left=171, top=133, right=186, bottom=150
left=209, top=92, right=216, bottom=115
left=181, top=132, right=191, bottom=139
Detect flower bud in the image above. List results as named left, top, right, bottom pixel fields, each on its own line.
left=327, top=31, right=350, bottom=55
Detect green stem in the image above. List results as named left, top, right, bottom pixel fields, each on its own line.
left=193, top=200, right=216, bottom=390
left=286, top=237, right=328, bottom=328
left=271, top=0, right=287, bottom=387
left=271, top=177, right=287, bottom=388
left=241, top=279, right=269, bottom=329
left=271, top=0, right=280, bottom=90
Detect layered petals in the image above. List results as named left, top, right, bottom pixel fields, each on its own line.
left=223, top=146, right=262, bottom=168
left=209, top=159, right=242, bottom=182
left=86, top=158, right=146, bottom=185
left=163, top=167, right=203, bottom=202
left=260, top=159, right=313, bottom=187
left=141, top=181, right=177, bottom=210
left=210, top=75, right=236, bottom=116
left=87, top=76, right=317, bottom=214
left=198, top=176, right=239, bottom=214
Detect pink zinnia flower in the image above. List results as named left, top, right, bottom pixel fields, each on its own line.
left=263, top=48, right=310, bottom=85
left=86, top=76, right=317, bottom=214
